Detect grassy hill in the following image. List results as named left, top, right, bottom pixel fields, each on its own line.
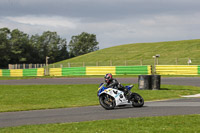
left=53, top=39, right=200, bottom=68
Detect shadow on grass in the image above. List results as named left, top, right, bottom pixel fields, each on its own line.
left=160, top=88, right=191, bottom=91
left=160, top=88, right=170, bottom=90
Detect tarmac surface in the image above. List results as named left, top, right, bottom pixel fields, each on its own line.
left=0, top=98, right=200, bottom=128
left=0, top=77, right=200, bottom=86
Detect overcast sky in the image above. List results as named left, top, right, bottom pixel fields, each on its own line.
left=0, top=0, right=200, bottom=49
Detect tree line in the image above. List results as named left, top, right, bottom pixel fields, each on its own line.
left=0, top=27, right=99, bottom=68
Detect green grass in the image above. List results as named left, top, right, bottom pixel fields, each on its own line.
left=0, top=77, right=42, bottom=80
left=1, top=75, right=200, bottom=80
left=0, top=75, right=138, bottom=80
left=0, top=114, right=200, bottom=132
left=0, top=84, right=98, bottom=112
left=52, top=39, right=200, bottom=67
left=0, top=84, right=200, bottom=112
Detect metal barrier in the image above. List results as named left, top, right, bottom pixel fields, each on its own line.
left=155, top=65, right=200, bottom=75
left=49, top=66, right=152, bottom=76
left=0, top=68, right=45, bottom=77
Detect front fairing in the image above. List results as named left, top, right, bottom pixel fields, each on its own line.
left=99, top=88, right=130, bottom=106
left=97, top=83, right=106, bottom=96
left=125, top=85, right=133, bottom=91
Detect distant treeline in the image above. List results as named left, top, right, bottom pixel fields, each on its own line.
left=0, top=27, right=99, bottom=68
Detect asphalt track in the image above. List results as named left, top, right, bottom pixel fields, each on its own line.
left=0, top=77, right=200, bottom=128
left=0, top=77, right=200, bottom=86
left=0, top=98, right=200, bottom=128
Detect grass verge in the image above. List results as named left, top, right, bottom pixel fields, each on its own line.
left=0, top=114, right=200, bottom=132
left=0, top=84, right=200, bottom=112
left=0, top=75, right=138, bottom=80
left=1, top=75, right=200, bottom=80
left=54, top=39, right=200, bottom=66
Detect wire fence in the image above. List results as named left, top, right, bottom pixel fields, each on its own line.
left=8, top=64, right=46, bottom=69
left=8, top=58, right=200, bottom=69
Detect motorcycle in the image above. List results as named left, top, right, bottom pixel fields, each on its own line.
left=97, top=83, right=144, bottom=110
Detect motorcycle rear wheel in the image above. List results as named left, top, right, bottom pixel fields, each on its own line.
left=131, top=93, right=144, bottom=107
left=99, top=94, right=116, bottom=110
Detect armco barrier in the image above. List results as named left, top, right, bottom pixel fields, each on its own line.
left=62, top=67, right=86, bottom=76
left=50, top=68, right=62, bottom=76
left=36, top=68, right=45, bottom=76
left=86, top=66, right=116, bottom=75
left=1, top=69, right=10, bottom=76
left=198, top=66, right=200, bottom=75
left=50, top=66, right=152, bottom=76
left=156, top=65, right=200, bottom=75
left=50, top=67, right=86, bottom=76
left=116, top=66, right=151, bottom=75
left=0, top=68, right=44, bottom=77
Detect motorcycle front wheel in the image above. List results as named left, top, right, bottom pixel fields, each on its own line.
left=131, top=93, right=144, bottom=107
left=99, top=94, right=116, bottom=110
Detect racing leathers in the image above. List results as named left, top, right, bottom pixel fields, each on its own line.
left=105, top=78, right=131, bottom=99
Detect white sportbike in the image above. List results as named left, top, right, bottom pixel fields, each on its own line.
left=97, top=83, right=144, bottom=110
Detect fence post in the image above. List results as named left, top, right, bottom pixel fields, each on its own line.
left=140, top=59, right=143, bottom=66
left=187, top=58, right=192, bottom=65
left=68, top=63, right=70, bottom=67
left=153, top=58, right=156, bottom=74
left=176, top=58, right=178, bottom=65
left=83, top=62, right=85, bottom=67
left=157, top=58, right=159, bottom=65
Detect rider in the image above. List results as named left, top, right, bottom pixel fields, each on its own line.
left=104, top=73, right=131, bottom=99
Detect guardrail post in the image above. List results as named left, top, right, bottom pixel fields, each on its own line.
left=140, top=59, right=143, bottom=66
left=176, top=58, right=178, bottom=65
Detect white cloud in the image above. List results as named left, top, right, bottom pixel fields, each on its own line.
left=5, top=16, right=78, bottom=29
left=0, top=0, right=200, bottom=49
left=1, top=13, right=200, bottom=49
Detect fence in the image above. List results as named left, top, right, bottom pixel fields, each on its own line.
left=49, top=58, right=200, bottom=68
left=8, top=64, right=46, bottom=69
left=48, top=60, right=150, bottom=68
left=8, top=58, right=200, bottom=69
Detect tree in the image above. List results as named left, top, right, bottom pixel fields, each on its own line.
left=0, top=27, right=71, bottom=68
left=56, top=39, right=69, bottom=61
left=30, top=31, right=69, bottom=63
left=0, top=28, right=11, bottom=68
left=10, top=29, right=30, bottom=64
left=69, top=32, right=99, bottom=57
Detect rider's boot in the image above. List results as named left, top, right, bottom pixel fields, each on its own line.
left=124, top=88, right=132, bottom=101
